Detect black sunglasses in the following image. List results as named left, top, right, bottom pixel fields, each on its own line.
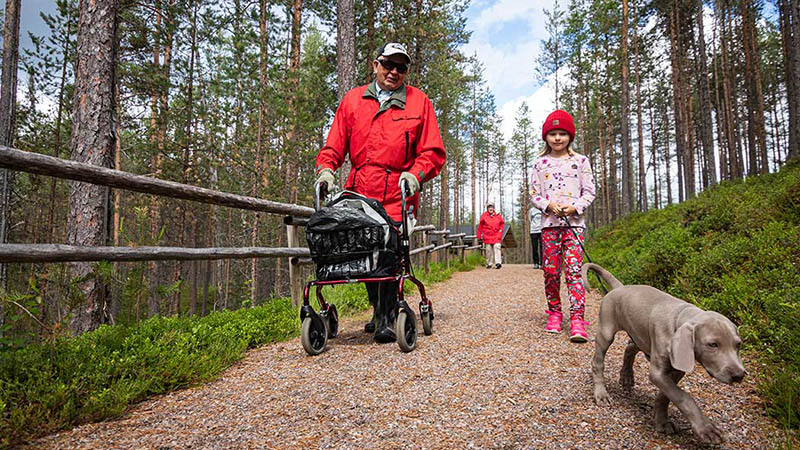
left=377, top=58, right=409, bottom=74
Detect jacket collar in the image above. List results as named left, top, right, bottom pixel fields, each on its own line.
left=364, top=82, right=407, bottom=113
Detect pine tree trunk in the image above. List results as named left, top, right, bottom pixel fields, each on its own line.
left=67, top=0, right=118, bottom=334
left=695, top=0, right=717, bottom=187
left=471, top=85, right=477, bottom=234
left=712, top=1, right=729, bottom=181
left=252, top=0, right=271, bottom=306
left=365, top=0, right=375, bottom=83
left=648, top=92, right=659, bottom=209
left=148, top=1, right=164, bottom=317
left=781, top=0, right=800, bottom=161
left=620, top=0, right=634, bottom=215
left=633, top=0, right=646, bottom=211
left=669, top=3, right=686, bottom=201
left=662, top=99, right=673, bottom=205
left=337, top=0, right=355, bottom=101
left=0, top=0, right=21, bottom=296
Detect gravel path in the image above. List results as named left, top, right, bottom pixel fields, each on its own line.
left=34, top=265, right=791, bottom=449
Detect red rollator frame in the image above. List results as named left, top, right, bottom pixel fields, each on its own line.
left=300, top=179, right=433, bottom=355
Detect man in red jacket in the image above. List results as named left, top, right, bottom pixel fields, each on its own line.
left=477, top=202, right=505, bottom=269
left=315, top=42, right=446, bottom=343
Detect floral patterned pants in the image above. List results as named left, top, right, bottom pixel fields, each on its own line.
left=541, top=226, right=586, bottom=320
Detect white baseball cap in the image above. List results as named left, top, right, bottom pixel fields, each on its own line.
left=377, top=43, right=411, bottom=64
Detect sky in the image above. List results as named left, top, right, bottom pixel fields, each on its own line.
left=462, top=0, right=559, bottom=141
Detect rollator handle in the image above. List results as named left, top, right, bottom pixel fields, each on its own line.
left=314, top=181, right=329, bottom=211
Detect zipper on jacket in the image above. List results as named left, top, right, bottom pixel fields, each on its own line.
left=405, top=131, right=410, bottom=161
left=382, top=169, right=390, bottom=203
left=347, top=165, right=362, bottom=190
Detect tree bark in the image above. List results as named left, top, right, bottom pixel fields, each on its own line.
left=337, top=0, right=355, bottom=100
left=781, top=0, right=800, bottom=161
left=620, top=0, right=634, bottom=215
left=67, top=0, right=118, bottom=334
left=252, top=0, right=271, bottom=306
left=669, top=2, right=686, bottom=201
left=695, top=0, right=717, bottom=187
left=633, top=0, right=646, bottom=211
left=365, top=0, right=375, bottom=83
left=0, top=0, right=21, bottom=296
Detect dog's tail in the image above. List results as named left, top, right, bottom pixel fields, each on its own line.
left=582, top=263, right=624, bottom=292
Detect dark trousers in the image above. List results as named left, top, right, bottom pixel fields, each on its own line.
left=366, top=281, right=399, bottom=306
left=530, top=232, right=542, bottom=266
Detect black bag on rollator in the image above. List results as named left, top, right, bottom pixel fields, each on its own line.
left=305, top=191, right=399, bottom=281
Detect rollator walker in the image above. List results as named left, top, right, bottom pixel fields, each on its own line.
left=300, top=179, right=433, bottom=355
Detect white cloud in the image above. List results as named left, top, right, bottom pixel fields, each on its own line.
left=463, top=0, right=560, bottom=107
left=497, top=64, right=572, bottom=141
left=461, top=39, right=542, bottom=93
left=472, top=0, right=555, bottom=33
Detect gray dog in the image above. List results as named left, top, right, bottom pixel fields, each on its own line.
left=583, top=263, right=746, bottom=444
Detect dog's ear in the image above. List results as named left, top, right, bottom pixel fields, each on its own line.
left=669, top=323, right=696, bottom=373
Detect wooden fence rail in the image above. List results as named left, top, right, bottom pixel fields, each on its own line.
left=0, top=244, right=310, bottom=263
left=0, top=146, right=314, bottom=217
left=0, top=144, right=481, bottom=309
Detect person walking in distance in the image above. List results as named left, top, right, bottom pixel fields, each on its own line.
left=477, top=202, right=505, bottom=269
left=530, top=207, right=543, bottom=269
left=530, top=110, right=596, bottom=342
left=314, top=43, right=446, bottom=343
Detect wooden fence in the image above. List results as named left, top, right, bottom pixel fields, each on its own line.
left=0, top=145, right=479, bottom=308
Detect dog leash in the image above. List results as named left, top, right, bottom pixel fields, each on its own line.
left=558, top=215, right=608, bottom=295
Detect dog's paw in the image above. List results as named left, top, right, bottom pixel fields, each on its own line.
left=693, top=421, right=725, bottom=444
left=655, top=420, right=678, bottom=435
left=593, top=387, right=612, bottom=406
left=619, top=370, right=634, bottom=389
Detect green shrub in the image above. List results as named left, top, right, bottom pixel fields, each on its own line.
left=586, top=163, right=800, bottom=431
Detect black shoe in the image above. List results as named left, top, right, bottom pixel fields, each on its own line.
left=373, top=327, right=396, bottom=343
left=495, top=264, right=502, bottom=269
left=364, top=297, right=378, bottom=333
left=373, top=289, right=397, bottom=343
left=486, top=264, right=492, bottom=269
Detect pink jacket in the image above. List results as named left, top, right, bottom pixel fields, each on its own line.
left=530, top=152, right=596, bottom=229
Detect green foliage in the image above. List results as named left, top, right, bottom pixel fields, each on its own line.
left=586, top=164, right=800, bottom=430
left=0, top=255, right=479, bottom=446
left=0, top=299, right=298, bottom=447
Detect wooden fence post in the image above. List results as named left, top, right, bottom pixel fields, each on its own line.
left=423, top=230, right=430, bottom=275
left=443, top=232, right=450, bottom=269
left=459, top=236, right=465, bottom=264
left=287, top=224, right=302, bottom=308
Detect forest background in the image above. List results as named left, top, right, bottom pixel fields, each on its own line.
left=0, top=0, right=798, bottom=343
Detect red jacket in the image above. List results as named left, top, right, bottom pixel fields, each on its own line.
left=316, top=83, right=446, bottom=221
left=477, top=212, right=505, bottom=244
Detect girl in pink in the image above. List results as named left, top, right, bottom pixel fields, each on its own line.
left=530, top=110, right=596, bottom=342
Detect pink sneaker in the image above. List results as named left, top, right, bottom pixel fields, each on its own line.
left=545, top=310, right=563, bottom=333
left=569, top=319, right=589, bottom=343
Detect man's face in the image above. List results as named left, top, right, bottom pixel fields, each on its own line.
left=545, top=130, right=570, bottom=152
left=373, top=54, right=408, bottom=91
left=487, top=205, right=495, bottom=214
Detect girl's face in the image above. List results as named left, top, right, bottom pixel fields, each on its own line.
left=546, top=130, right=570, bottom=152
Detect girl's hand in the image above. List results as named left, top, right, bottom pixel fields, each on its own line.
left=547, top=202, right=563, bottom=215
left=561, top=206, right=577, bottom=216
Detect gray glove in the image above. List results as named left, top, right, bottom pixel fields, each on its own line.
left=315, top=168, right=335, bottom=190
left=398, top=172, right=420, bottom=196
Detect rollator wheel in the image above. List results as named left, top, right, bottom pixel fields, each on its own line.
left=323, top=303, right=339, bottom=338
left=422, top=309, right=433, bottom=336
left=301, top=315, right=328, bottom=356
left=396, top=310, right=417, bottom=352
